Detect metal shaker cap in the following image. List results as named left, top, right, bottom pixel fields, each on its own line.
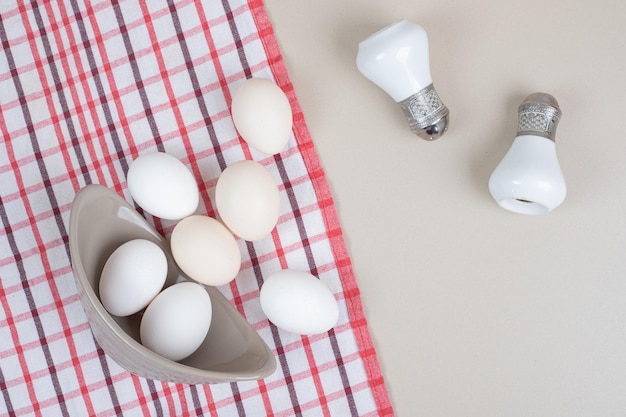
left=399, top=84, right=450, bottom=141
left=517, top=92, right=561, bottom=141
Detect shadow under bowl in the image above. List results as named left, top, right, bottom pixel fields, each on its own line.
left=69, top=184, right=276, bottom=384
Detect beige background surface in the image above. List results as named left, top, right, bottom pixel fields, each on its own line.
left=264, top=1, right=626, bottom=416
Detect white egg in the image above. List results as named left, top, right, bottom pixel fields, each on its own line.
left=215, top=160, right=280, bottom=241
left=99, top=239, right=167, bottom=317
left=260, top=269, right=339, bottom=335
left=127, top=152, right=199, bottom=220
left=170, top=215, right=241, bottom=286
left=140, top=282, right=212, bottom=362
left=231, top=78, right=293, bottom=155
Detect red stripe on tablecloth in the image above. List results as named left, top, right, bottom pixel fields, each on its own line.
left=245, top=221, right=302, bottom=416
left=39, top=0, right=108, bottom=193
left=0, top=267, right=40, bottom=416
left=216, top=1, right=291, bottom=410
left=164, top=4, right=276, bottom=415
left=0, top=217, right=69, bottom=265
left=201, top=384, right=218, bottom=415
left=222, top=1, right=347, bottom=412
left=214, top=0, right=326, bottom=413
left=172, top=0, right=248, bottom=318
left=77, top=2, right=156, bottom=413
left=195, top=0, right=249, bottom=157
left=81, top=1, right=139, bottom=172
left=274, top=156, right=336, bottom=416
left=249, top=0, right=395, bottom=415
left=3, top=5, right=105, bottom=415
left=213, top=0, right=265, bottom=317
left=139, top=1, right=213, bottom=227
left=259, top=80, right=351, bottom=413
left=255, top=378, right=274, bottom=417
left=0, top=322, right=89, bottom=365
left=163, top=382, right=180, bottom=416
left=110, top=1, right=164, bottom=156
left=188, top=2, right=288, bottom=415
left=169, top=0, right=227, bottom=177
left=23, top=2, right=94, bottom=193
left=166, top=6, right=273, bottom=415
left=216, top=0, right=281, bottom=410
left=68, top=0, right=127, bottom=198
left=110, top=0, right=169, bottom=235
left=0, top=110, right=63, bottom=417
left=187, top=0, right=255, bottom=338
left=51, top=0, right=124, bottom=190
left=245, top=239, right=287, bottom=412
left=15, top=3, right=89, bottom=195
left=255, top=228, right=300, bottom=414
left=233, top=0, right=381, bottom=414
left=167, top=5, right=256, bottom=407
left=65, top=3, right=137, bottom=410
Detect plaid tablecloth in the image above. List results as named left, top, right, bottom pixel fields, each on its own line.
left=0, top=0, right=394, bottom=415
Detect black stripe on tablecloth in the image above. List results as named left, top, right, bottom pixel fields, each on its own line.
left=274, top=158, right=359, bottom=416
left=165, top=3, right=255, bottom=415
left=29, top=2, right=93, bottom=192
left=66, top=1, right=132, bottom=412
left=0, top=14, right=71, bottom=417
left=0, top=365, right=15, bottom=416
left=214, top=1, right=308, bottom=412
left=111, top=0, right=165, bottom=155
left=248, top=239, right=304, bottom=416
left=228, top=382, right=246, bottom=416
left=223, top=0, right=360, bottom=413
left=0, top=201, right=68, bottom=417
left=1, top=5, right=77, bottom=261
left=69, top=0, right=131, bottom=178
left=165, top=1, right=304, bottom=414
left=191, top=395, right=204, bottom=416
left=110, top=2, right=168, bottom=411
left=166, top=0, right=227, bottom=172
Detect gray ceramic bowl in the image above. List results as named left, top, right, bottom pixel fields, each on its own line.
left=69, top=184, right=276, bottom=384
